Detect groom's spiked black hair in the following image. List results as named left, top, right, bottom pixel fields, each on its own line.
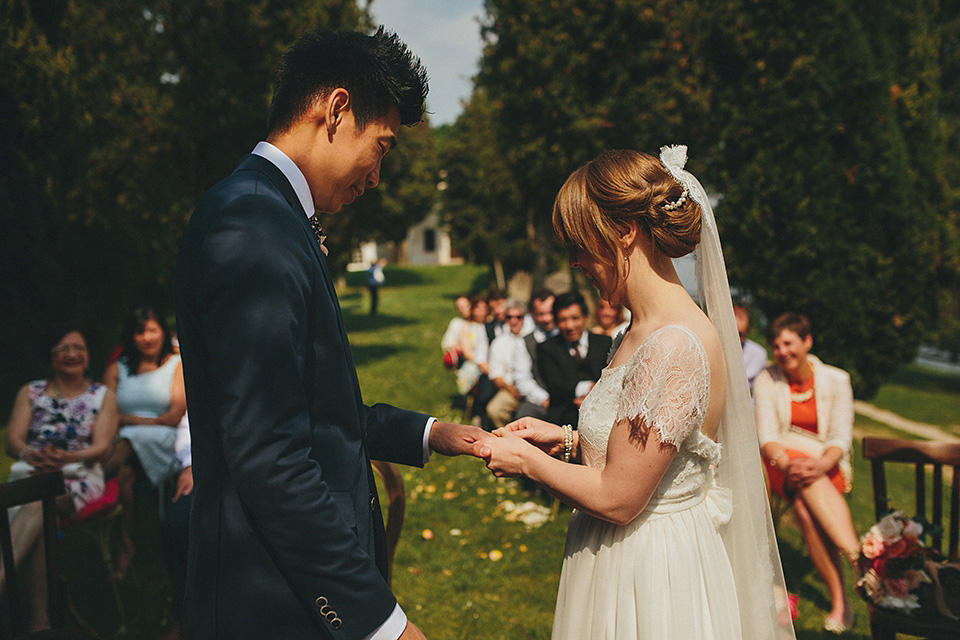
left=267, top=27, right=429, bottom=134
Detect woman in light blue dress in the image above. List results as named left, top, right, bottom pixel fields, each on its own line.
left=104, top=306, right=185, bottom=578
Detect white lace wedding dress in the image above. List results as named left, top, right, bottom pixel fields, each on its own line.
left=551, top=325, right=743, bottom=639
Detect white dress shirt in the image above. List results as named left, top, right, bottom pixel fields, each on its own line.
left=741, top=338, right=768, bottom=390
left=488, top=332, right=523, bottom=384
left=513, top=327, right=555, bottom=406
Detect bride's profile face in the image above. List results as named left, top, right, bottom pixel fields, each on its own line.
left=570, top=248, right=618, bottom=302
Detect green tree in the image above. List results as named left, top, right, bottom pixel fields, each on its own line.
left=440, top=89, right=525, bottom=288
left=0, top=0, right=371, bottom=405
left=474, top=0, right=947, bottom=395
left=476, top=0, right=709, bottom=288
left=702, top=0, right=940, bottom=396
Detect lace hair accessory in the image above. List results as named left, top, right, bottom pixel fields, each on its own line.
left=659, top=145, right=692, bottom=211
left=660, top=144, right=797, bottom=639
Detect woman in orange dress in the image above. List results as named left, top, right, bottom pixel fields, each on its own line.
left=753, top=312, right=860, bottom=634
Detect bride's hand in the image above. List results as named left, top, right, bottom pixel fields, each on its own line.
left=495, top=417, right=564, bottom=457
left=475, top=431, right=536, bottom=478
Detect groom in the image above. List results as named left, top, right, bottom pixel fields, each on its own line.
left=175, top=28, right=485, bottom=640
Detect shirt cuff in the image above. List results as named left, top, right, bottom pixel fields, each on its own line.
left=362, top=603, right=407, bottom=640
left=422, top=417, right=436, bottom=464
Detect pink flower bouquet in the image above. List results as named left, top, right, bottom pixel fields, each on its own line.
left=854, top=511, right=931, bottom=614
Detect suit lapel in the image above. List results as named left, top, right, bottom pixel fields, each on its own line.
left=234, top=155, right=369, bottom=440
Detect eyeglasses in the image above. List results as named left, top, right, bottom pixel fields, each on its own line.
left=506, top=314, right=524, bottom=320
left=52, top=344, right=87, bottom=356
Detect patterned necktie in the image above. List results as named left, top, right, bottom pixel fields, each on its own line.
left=309, top=215, right=328, bottom=255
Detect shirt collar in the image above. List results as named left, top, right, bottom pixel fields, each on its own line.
left=251, top=141, right=315, bottom=219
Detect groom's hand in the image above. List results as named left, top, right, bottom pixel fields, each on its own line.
left=429, top=421, right=489, bottom=457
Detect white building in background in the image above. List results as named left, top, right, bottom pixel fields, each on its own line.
left=348, top=209, right=462, bottom=271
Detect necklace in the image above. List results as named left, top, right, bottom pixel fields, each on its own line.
left=52, top=378, right=91, bottom=402
left=789, top=372, right=814, bottom=403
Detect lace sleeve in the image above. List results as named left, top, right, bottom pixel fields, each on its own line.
left=616, top=326, right=711, bottom=449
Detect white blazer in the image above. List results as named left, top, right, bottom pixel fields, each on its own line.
left=753, top=354, right=854, bottom=488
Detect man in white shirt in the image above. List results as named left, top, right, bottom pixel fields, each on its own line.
left=513, top=289, right=557, bottom=421
left=485, top=300, right=528, bottom=428
left=734, top=305, right=768, bottom=391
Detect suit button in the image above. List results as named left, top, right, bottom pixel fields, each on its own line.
left=315, top=596, right=327, bottom=608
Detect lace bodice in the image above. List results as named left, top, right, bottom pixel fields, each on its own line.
left=577, top=325, right=722, bottom=501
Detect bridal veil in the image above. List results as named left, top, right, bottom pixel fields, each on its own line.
left=662, top=145, right=796, bottom=639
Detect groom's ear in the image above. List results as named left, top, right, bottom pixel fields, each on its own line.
left=323, top=88, right=351, bottom=137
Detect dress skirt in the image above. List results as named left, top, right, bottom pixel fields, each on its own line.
left=552, top=486, right=742, bottom=640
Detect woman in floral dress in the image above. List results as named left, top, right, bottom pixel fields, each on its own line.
left=4, top=324, right=117, bottom=632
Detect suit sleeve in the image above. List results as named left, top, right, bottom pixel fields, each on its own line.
left=192, top=195, right=395, bottom=638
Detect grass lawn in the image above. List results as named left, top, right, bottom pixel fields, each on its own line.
left=2, top=263, right=956, bottom=639
left=869, top=365, right=960, bottom=436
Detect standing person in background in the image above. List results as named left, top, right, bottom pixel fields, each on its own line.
left=536, top=292, right=611, bottom=428
left=367, top=258, right=387, bottom=316
left=486, top=300, right=528, bottom=429
left=734, top=305, right=767, bottom=391
left=175, top=28, right=485, bottom=639
left=104, top=306, right=186, bottom=581
left=514, top=289, right=556, bottom=421
left=754, top=312, right=859, bottom=634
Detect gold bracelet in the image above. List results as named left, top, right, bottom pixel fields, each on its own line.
left=562, top=425, right=574, bottom=463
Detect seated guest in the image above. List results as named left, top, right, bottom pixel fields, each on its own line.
left=485, top=288, right=508, bottom=343
left=754, top=312, right=859, bottom=633
left=456, top=294, right=490, bottom=395
left=3, top=324, right=118, bottom=632
left=441, top=295, right=471, bottom=369
left=103, top=306, right=186, bottom=578
left=485, top=300, right=528, bottom=429
left=734, top=304, right=767, bottom=391
left=536, top=292, right=611, bottom=428
left=514, top=289, right=557, bottom=421
left=590, top=298, right=629, bottom=338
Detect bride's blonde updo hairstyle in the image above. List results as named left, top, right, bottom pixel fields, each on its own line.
left=552, top=149, right=702, bottom=285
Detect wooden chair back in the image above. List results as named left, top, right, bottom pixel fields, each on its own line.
left=861, top=437, right=960, bottom=562
left=371, top=460, right=405, bottom=587
left=0, top=472, right=67, bottom=638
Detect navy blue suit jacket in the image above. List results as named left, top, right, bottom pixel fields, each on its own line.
left=537, top=332, right=612, bottom=427
left=175, top=155, right=428, bottom=639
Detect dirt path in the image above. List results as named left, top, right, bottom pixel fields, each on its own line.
left=854, top=400, right=960, bottom=443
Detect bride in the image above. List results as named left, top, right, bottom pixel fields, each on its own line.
left=477, top=147, right=796, bottom=639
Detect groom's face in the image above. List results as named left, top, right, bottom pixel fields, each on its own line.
left=312, top=103, right=401, bottom=213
